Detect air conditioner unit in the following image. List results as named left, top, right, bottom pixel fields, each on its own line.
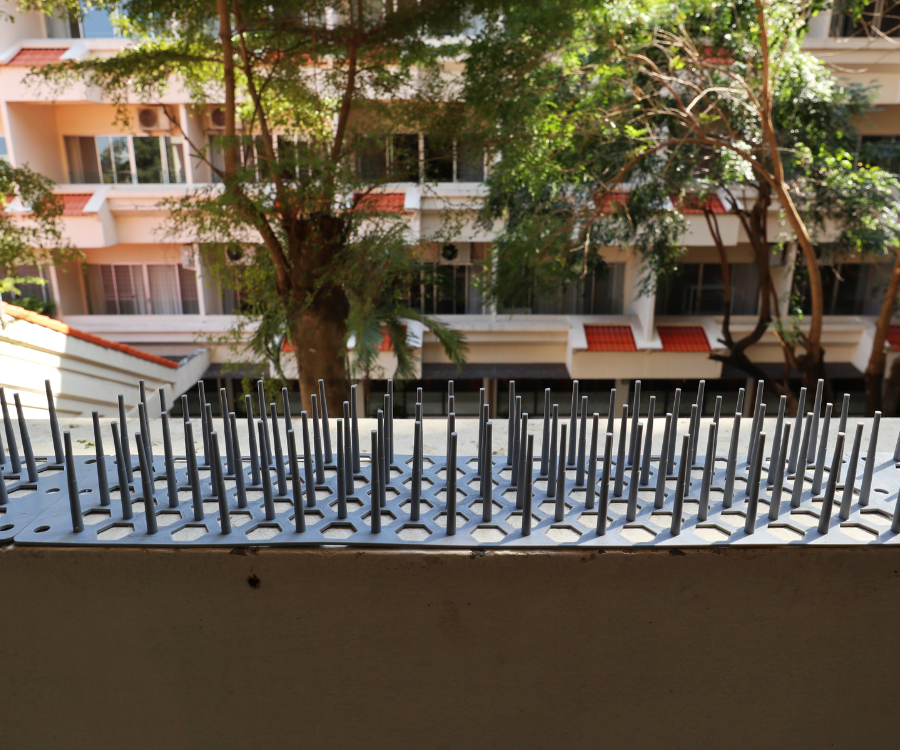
left=208, top=106, right=230, bottom=131
left=137, top=107, right=170, bottom=132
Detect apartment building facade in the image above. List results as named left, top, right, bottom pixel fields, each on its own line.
left=1, top=3, right=898, bottom=418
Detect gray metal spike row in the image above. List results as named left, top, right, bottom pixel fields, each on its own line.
left=568, top=380, right=578, bottom=465
left=1, top=387, right=22, bottom=475
left=640, top=396, right=655, bottom=486
left=9, top=376, right=900, bottom=551
left=44, top=380, right=63, bottom=465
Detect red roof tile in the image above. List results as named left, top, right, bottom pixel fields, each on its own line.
left=584, top=325, right=636, bottom=352
left=57, top=194, right=93, bottom=216
left=675, top=195, right=728, bottom=215
left=355, top=193, right=406, bottom=214
left=1, top=303, right=178, bottom=369
left=888, top=326, right=900, bottom=349
left=6, top=48, right=67, bottom=67
left=658, top=326, right=710, bottom=352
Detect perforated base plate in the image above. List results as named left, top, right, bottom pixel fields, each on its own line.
left=11, top=452, right=900, bottom=548
left=0, top=459, right=77, bottom=543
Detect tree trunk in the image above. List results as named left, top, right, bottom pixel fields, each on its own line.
left=287, top=215, right=352, bottom=411
left=864, top=251, right=900, bottom=415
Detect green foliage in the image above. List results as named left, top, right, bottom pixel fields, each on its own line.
left=0, top=161, right=79, bottom=310
left=465, top=0, right=900, bottom=318
left=21, top=0, right=481, bottom=382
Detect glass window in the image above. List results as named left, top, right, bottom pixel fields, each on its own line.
left=81, top=7, right=116, bottom=37
left=97, top=136, right=132, bottom=184
left=165, top=137, right=186, bottom=183
left=0, top=137, right=7, bottom=164
left=133, top=136, right=163, bottom=183
left=655, top=262, right=758, bottom=316
left=861, top=135, right=900, bottom=174
left=179, top=266, right=199, bottom=314
left=147, top=265, right=180, bottom=313
left=457, top=142, right=484, bottom=182
left=356, top=136, right=387, bottom=181
left=85, top=264, right=199, bottom=315
left=65, top=136, right=101, bottom=183
left=424, top=134, right=454, bottom=182
left=390, top=134, right=419, bottom=182
left=832, top=0, right=900, bottom=36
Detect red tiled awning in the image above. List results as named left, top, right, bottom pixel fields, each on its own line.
left=354, top=193, right=406, bottom=214
left=887, top=326, right=900, bottom=349
left=6, top=48, right=67, bottom=67
left=658, top=326, right=710, bottom=352
left=57, top=194, right=93, bottom=216
left=584, top=325, right=636, bottom=352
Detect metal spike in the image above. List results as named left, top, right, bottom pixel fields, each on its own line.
left=817, top=432, right=845, bottom=535
left=507, top=380, right=516, bottom=464
left=744, top=433, right=765, bottom=535
left=91, top=411, right=110, bottom=507
left=161, top=411, right=177, bottom=508
left=547, top=405, right=559, bottom=497
left=14, top=394, right=38, bottom=483
left=787, top=387, right=807, bottom=474
left=735, top=386, right=745, bottom=415
left=699, top=423, right=716, bottom=522
left=839, top=422, right=864, bottom=521
left=747, top=399, right=765, bottom=473
left=596, top=432, right=613, bottom=536
left=626, top=423, right=643, bottom=522
left=479, top=403, right=489, bottom=482
left=311, top=393, right=325, bottom=484
left=667, top=388, right=681, bottom=469
left=838, top=393, right=850, bottom=435
left=522, top=434, right=535, bottom=537
left=288, top=428, right=304, bottom=532
left=209, top=431, right=230, bottom=535
left=514, top=412, right=528, bottom=506
left=351, top=384, right=361, bottom=473
left=807, top=379, right=824, bottom=464
left=282, top=387, right=293, bottom=440
left=300, top=412, right=315, bottom=507
left=44, top=380, right=63, bottom=464
left=182, top=421, right=201, bottom=522
left=606, top=388, right=616, bottom=439
left=0, top=387, right=17, bottom=474
left=687, top=402, right=699, bottom=477
left=690, top=380, right=705, bottom=464
left=198, top=381, right=210, bottom=466
left=257, top=380, right=272, bottom=464
left=628, top=380, right=641, bottom=465
left=585, top=413, right=599, bottom=510
left=712, top=395, right=722, bottom=462
left=790, top=414, right=814, bottom=509
left=859, top=412, right=880, bottom=507
left=655, top=414, right=672, bottom=509
left=722, top=412, right=742, bottom=509
left=746, top=402, right=766, bottom=496
left=640, top=396, right=655, bottom=486
left=614, top=404, right=628, bottom=497
left=670, top=434, right=690, bottom=536
left=576, top=395, right=588, bottom=486
left=135, top=431, right=157, bottom=534
left=64, top=432, right=83, bottom=532
left=370, top=430, right=381, bottom=533
left=257, top=421, right=276, bottom=521
left=318, top=380, right=332, bottom=464
left=379, top=410, right=388, bottom=507
left=115, top=396, right=133, bottom=480
left=568, top=380, right=579, bottom=465
left=480, top=421, right=492, bottom=517
left=336, top=419, right=347, bottom=520
left=343, top=402, right=353, bottom=491
left=270, top=403, right=287, bottom=497
left=137, top=401, right=153, bottom=471
left=477, top=388, right=486, bottom=477
left=245, top=394, right=260, bottom=486
left=0, top=464, right=6, bottom=505
left=412, top=419, right=422, bottom=521
left=555, top=423, right=567, bottom=522
left=204, top=403, right=215, bottom=479
left=181, top=394, right=190, bottom=425
left=811, top=403, right=833, bottom=496
left=768, top=423, right=791, bottom=522
left=383, top=393, right=392, bottom=478
left=445, top=410, right=455, bottom=472
left=139, top=379, right=147, bottom=413
left=767, top=395, right=787, bottom=485
left=111, top=422, right=133, bottom=520
left=540, top=388, right=551, bottom=476
left=220, top=389, right=234, bottom=476
left=447, top=432, right=458, bottom=536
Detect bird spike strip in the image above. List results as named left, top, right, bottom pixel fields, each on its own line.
left=4, top=378, right=900, bottom=548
